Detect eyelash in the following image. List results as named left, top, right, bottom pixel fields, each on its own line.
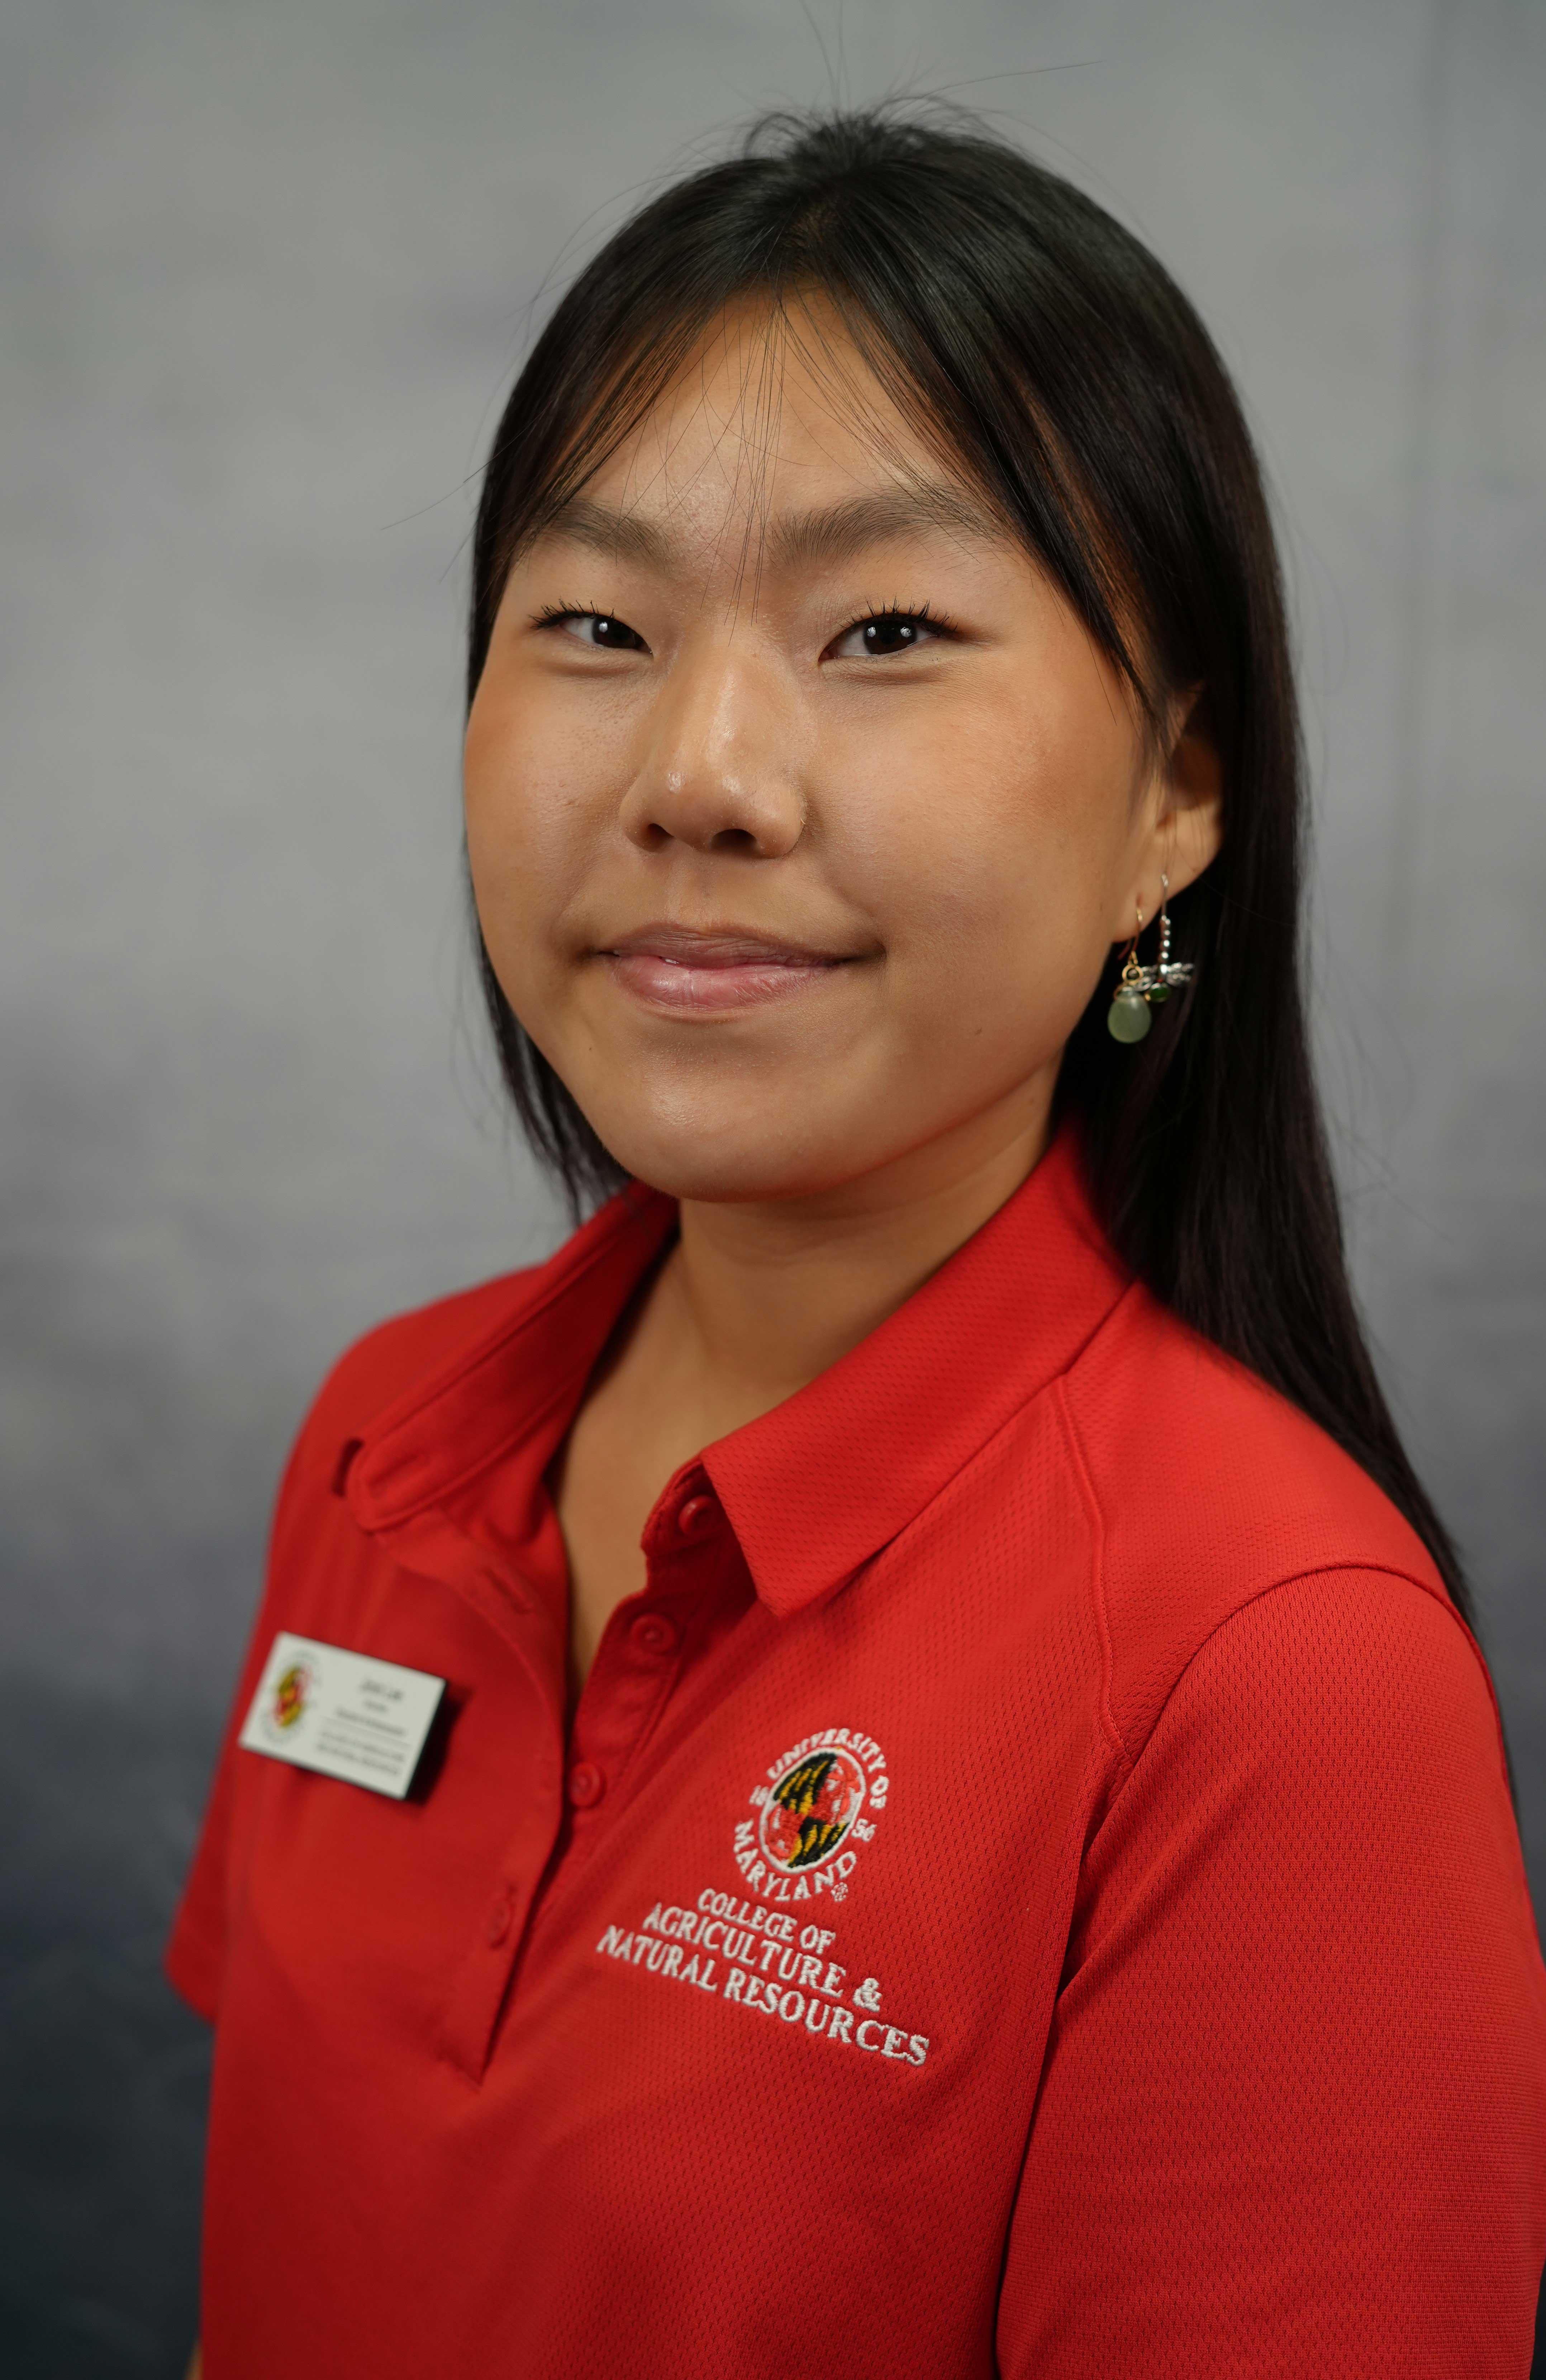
left=530, top=600, right=610, bottom=630
left=528, top=598, right=961, bottom=650
left=851, top=599, right=944, bottom=630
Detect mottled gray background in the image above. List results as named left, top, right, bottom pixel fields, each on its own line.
left=4, top=0, right=1543, bottom=2371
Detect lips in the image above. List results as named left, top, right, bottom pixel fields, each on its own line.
left=598, top=924, right=858, bottom=1016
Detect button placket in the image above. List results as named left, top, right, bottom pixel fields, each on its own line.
left=441, top=1851, right=551, bottom=2081
left=563, top=1603, right=680, bottom=1820
left=434, top=1628, right=567, bottom=2085
left=485, top=1509, right=756, bottom=2044
left=561, top=1501, right=717, bottom=1835
left=675, top=1492, right=718, bottom=1542
left=629, top=1610, right=678, bottom=1657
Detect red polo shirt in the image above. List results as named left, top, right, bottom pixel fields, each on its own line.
left=168, top=1123, right=1546, bottom=2377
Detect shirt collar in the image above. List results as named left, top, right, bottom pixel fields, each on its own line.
left=348, top=1117, right=1129, bottom=1619
left=347, top=1179, right=678, bottom=1536
left=699, top=1120, right=1128, bottom=1617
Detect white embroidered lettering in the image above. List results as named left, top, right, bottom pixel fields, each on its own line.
left=598, top=1887, right=932, bottom=2067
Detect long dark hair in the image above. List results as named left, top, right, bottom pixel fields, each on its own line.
left=463, top=104, right=1503, bottom=1730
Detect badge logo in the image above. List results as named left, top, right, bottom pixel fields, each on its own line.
left=733, top=1727, right=888, bottom=1904
left=267, top=1659, right=314, bottom=1735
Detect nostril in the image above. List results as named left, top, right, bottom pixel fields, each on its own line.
left=709, top=826, right=760, bottom=853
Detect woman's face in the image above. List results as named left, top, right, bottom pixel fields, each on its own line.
left=465, top=303, right=1219, bottom=1203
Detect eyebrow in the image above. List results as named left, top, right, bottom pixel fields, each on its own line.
left=532, top=484, right=1008, bottom=574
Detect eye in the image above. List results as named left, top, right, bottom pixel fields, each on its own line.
left=826, top=607, right=950, bottom=661
left=538, top=607, right=649, bottom=653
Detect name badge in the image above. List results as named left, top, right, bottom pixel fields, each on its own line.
left=238, top=1631, right=446, bottom=1800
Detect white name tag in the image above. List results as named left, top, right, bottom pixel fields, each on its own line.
left=238, top=1631, right=446, bottom=1800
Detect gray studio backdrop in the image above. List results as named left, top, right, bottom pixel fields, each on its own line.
left=5, top=1, right=1543, bottom=2372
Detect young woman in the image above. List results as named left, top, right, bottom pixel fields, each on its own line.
left=170, top=108, right=1546, bottom=2377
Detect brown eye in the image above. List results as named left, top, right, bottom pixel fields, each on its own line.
left=558, top=612, right=648, bottom=651
left=862, top=617, right=923, bottom=654
left=830, top=611, right=941, bottom=660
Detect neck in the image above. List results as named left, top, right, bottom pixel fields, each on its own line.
left=659, top=1081, right=1055, bottom=1429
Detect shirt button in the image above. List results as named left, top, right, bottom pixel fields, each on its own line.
left=676, top=1493, right=717, bottom=1541
left=485, top=1890, right=514, bottom=1947
left=567, top=1760, right=606, bottom=1809
left=629, top=1611, right=677, bottom=1656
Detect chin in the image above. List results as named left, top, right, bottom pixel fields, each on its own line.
left=583, top=1096, right=869, bottom=1207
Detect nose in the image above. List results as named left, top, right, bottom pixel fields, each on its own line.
left=617, top=637, right=805, bottom=859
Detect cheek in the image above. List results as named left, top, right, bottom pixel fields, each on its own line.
left=463, top=685, right=612, bottom=979
left=827, top=697, right=1131, bottom=1033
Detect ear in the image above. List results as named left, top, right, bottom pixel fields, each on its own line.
left=1163, top=685, right=1224, bottom=888
left=1109, top=685, right=1223, bottom=939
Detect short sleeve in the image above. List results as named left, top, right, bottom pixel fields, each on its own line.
left=163, top=1424, right=313, bottom=2021
left=997, top=1567, right=1546, bottom=2377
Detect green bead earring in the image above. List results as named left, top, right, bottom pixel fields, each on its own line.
left=1107, top=960, right=1152, bottom=1042
left=1106, top=874, right=1194, bottom=1044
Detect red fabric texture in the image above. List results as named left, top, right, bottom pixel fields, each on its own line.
left=167, top=1122, right=1546, bottom=2376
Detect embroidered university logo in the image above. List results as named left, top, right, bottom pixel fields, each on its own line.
left=761, top=1749, right=866, bottom=1871
left=733, top=1728, right=888, bottom=1904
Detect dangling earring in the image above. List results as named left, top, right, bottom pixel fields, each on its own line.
left=1106, top=873, right=1195, bottom=1044
left=1108, top=901, right=1152, bottom=1042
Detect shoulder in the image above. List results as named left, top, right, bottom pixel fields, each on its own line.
left=1056, top=1282, right=1502, bottom=1780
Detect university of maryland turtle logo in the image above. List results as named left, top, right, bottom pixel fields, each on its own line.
left=268, top=1659, right=313, bottom=1733
left=733, top=1727, right=888, bottom=1905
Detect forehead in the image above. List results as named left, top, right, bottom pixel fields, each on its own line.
left=556, top=296, right=1004, bottom=558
